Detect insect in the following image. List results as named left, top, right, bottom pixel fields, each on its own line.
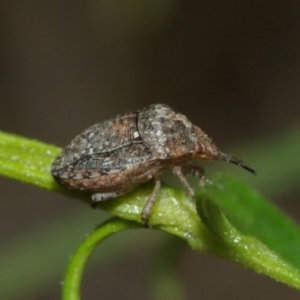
left=51, top=104, right=256, bottom=223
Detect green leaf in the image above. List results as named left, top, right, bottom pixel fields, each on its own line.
left=195, top=174, right=300, bottom=289
left=196, top=173, right=300, bottom=274
left=1, top=130, right=300, bottom=296
left=65, top=179, right=300, bottom=291
left=0, top=131, right=60, bottom=189
left=0, top=131, right=94, bottom=205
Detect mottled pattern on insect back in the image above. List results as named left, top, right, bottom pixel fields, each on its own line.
left=52, top=104, right=256, bottom=222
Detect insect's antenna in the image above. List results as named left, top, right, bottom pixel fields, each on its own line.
left=220, top=153, right=257, bottom=175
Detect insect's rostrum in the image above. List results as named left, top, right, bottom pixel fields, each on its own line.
left=219, top=153, right=256, bottom=175
left=51, top=104, right=256, bottom=223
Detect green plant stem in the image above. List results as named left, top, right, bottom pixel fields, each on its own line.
left=1, top=130, right=300, bottom=294
left=62, top=217, right=142, bottom=300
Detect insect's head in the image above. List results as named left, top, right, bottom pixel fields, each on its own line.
left=192, top=125, right=256, bottom=175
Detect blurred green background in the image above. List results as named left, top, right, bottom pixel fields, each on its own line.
left=0, top=1, right=300, bottom=299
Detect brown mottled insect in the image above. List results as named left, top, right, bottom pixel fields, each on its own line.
left=52, top=104, right=256, bottom=222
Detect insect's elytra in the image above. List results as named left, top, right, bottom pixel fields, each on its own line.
left=51, top=104, right=256, bottom=223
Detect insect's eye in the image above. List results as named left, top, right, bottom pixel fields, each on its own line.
left=195, top=142, right=203, bottom=154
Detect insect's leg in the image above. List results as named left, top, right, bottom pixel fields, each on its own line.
left=91, top=190, right=130, bottom=208
left=181, top=165, right=205, bottom=186
left=92, top=191, right=126, bottom=202
left=141, top=178, right=161, bottom=223
left=172, top=166, right=195, bottom=198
